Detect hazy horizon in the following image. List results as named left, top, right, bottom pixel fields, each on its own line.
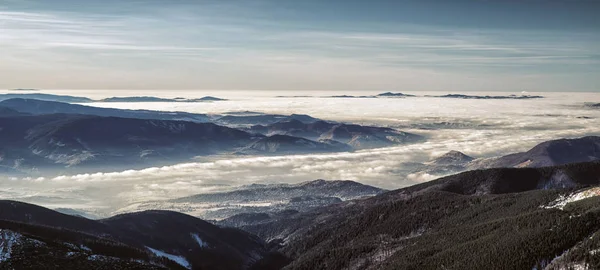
left=0, top=89, right=597, bottom=102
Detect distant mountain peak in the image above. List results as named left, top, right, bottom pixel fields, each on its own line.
left=376, top=92, right=415, bottom=97
left=470, top=136, right=600, bottom=169
left=430, top=150, right=474, bottom=165
left=0, top=93, right=93, bottom=103
left=432, top=94, right=544, bottom=99
left=193, top=96, right=227, bottom=101
left=296, top=179, right=367, bottom=187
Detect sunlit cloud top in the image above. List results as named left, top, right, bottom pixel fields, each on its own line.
left=1, top=0, right=599, bottom=91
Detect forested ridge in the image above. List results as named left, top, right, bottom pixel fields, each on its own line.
left=235, top=162, right=600, bottom=269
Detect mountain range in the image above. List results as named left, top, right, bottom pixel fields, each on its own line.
left=0, top=113, right=257, bottom=173
left=0, top=93, right=226, bottom=103
left=0, top=113, right=370, bottom=173
left=0, top=201, right=285, bottom=270
left=236, top=161, right=600, bottom=270
left=112, top=179, right=385, bottom=221
left=248, top=119, right=424, bottom=149
left=470, top=136, right=600, bottom=169
left=325, top=92, right=416, bottom=98
left=0, top=99, right=422, bottom=174
left=238, top=135, right=353, bottom=155
left=376, top=92, right=416, bottom=97
left=407, top=136, right=600, bottom=179
left=0, top=93, right=94, bottom=103
left=1, top=92, right=549, bottom=103
left=99, top=96, right=226, bottom=102
left=219, top=160, right=600, bottom=241
left=276, top=92, right=545, bottom=99
left=429, top=94, right=545, bottom=99
left=214, top=113, right=319, bottom=127
left=0, top=98, right=211, bottom=122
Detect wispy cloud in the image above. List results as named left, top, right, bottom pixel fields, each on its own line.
left=0, top=11, right=219, bottom=52
left=0, top=2, right=598, bottom=90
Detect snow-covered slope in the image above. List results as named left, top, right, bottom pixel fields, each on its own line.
left=544, top=187, right=600, bottom=210
left=0, top=230, right=20, bottom=262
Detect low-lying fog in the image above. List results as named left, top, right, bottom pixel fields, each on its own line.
left=1, top=90, right=599, bottom=216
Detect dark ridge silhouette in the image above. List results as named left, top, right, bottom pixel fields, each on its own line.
left=0, top=98, right=210, bottom=122
left=430, top=94, right=544, bottom=99
left=0, top=93, right=93, bottom=103
left=0, top=200, right=282, bottom=270
left=100, top=96, right=227, bottom=102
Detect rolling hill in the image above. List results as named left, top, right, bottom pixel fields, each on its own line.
left=0, top=200, right=284, bottom=270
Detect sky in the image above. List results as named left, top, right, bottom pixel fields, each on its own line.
left=1, top=0, right=599, bottom=91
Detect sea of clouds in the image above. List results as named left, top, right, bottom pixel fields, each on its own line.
left=0, top=90, right=599, bottom=216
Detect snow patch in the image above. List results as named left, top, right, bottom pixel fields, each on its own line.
left=570, top=263, right=589, bottom=270
left=80, top=245, right=92, bottom=252
left=146, top=246, right=191, bottom=269
left=543, top=187, right=600, bottom=210
left=87, top=254, right=120, bottom=262
left=87, top=254, right=102, bottom=261
left=0, top=230, right=21, bottom=262
left=515, top=160, right=532, bottom=168
left=191, top=234, right=208, bottom=248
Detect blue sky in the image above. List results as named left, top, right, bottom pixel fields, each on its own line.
left=1, top=0, right=598, bottom=91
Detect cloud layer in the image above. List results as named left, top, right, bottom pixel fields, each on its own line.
left=0, top=92, right=598, bottom=215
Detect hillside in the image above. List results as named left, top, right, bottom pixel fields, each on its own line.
left=408, top=136, right=600, bottom=179
left=0, top=113, right=357, bottom=173
left=113, top=180, right=385, bottom=221
left=470, top=136, right=600, bottom=169
left=248, top=120, right=424, bottom=149
left=0, top=201, right=284, bottom=270
left=234, top=162, right=600, bottom=269
left=238, top=135, right=352, bottom=155
left=0, top=114, right=255, bottom=172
